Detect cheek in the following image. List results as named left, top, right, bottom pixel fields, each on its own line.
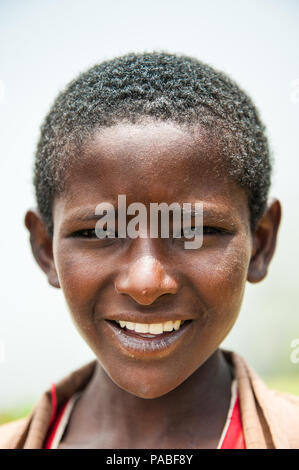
left=208, top=249, right=249, bottom=307
left=53, top=245, right=111, bottom=319
left=189, top=237, right=251, bottom=333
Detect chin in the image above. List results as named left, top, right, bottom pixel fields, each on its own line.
left=113, top=374, right=181, bottom=399
left=125, top=386, right=173, bottom=400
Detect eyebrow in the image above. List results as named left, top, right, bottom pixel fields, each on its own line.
left=62, top=203, right=239, bottom=227
left=62, top=207, right=110, bottom=224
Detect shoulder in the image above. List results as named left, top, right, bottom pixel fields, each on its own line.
left=265, top=387, right=299, bottom=420
left=262, top=388, right=299, bottom=449
left=0, top=360, right=98, bottom=449
left=269, top=388, right=299, bottom=408
left=0, top=416, right=31, bottom=449
left=225, top=349, right=299, bottom=448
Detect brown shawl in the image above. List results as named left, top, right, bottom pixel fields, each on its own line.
left=1, top=350, right=299, bottom=449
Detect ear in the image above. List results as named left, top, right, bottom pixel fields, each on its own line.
left=247, top=198, right=282, bottom=283
left=24, top=209, right=60, bottom=288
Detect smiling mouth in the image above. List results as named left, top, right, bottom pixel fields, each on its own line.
left=105, top=319, right=193, bottom=356
left=110, top=319, right=189, bottom=336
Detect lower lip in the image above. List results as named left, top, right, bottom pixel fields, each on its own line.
left=105, top=320, right=193, bottom=358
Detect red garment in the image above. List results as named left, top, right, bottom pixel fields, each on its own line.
left=43, top=383, right=69, bottom=449
left=220, top=396, right=246, bottom=449
left=43, top=383, right=246, bottom=449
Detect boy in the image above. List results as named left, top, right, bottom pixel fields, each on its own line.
left=1, top=52, right=298, bottom=449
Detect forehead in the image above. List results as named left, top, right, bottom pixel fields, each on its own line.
left=54, top=120, right=249, bottom=227
left=65, top=121, right=228, bottom=195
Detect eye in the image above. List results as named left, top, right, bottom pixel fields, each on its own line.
left=202, top=226, right=226, bottom=235
left=181, top=226, right=200, bottom=238
left=71, top=228, right=119, bottom=238
left=178, top=226, right=227, bottom=237
left=71, top=229, right=99, bottom=238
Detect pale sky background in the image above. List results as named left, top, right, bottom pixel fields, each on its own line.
left=0, top=0, right=298, bottom=408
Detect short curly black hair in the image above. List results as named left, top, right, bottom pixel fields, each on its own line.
left=34, top=51, right=272, bottom=236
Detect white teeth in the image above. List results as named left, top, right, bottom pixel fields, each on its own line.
left=149, top=323, right=163, bottom=334
left=163, top=321, right=174, bottom=332
left=135, top=323, right=149, bottom=333
left=114, top=320, right=184, bottom=334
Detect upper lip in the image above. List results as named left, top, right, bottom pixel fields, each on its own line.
left=105, top=313, right=194, bottom=323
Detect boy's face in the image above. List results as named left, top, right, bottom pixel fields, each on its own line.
left=26, top=120, right=281, bottom=398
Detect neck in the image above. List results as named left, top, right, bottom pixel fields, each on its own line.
left=77, top=349, right=233, bottom=448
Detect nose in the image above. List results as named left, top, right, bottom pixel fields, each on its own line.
left=114, top=255, right=179, bottom=305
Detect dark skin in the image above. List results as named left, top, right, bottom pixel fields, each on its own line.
left=25, top=120, right=281, bottom=448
